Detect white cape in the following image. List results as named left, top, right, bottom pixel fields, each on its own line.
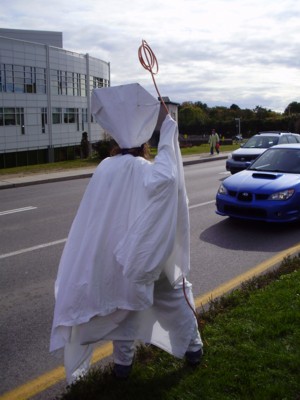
left=50, top=115, right=192, bottom=356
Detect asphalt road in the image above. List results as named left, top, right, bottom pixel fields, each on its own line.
left=1, top=160, right=300, bottom=399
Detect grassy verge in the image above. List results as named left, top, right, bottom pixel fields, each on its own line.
left=148, top=143, right=238, bottom=157
left=0, top=144, right=239, bottom=176
left=57, top=256, right=300, bottom=400
left=0, top=158, right=99, bottom=176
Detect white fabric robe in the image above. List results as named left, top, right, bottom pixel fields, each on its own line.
left=50, top=115, right=197, bottom=358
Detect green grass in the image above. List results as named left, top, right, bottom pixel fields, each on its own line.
left=180, top=143, right=239, bottom=156
left=0, top=158, right=99, bottom=175
left=150, top=143, right=239, bottom=157
left=56, top=256, right=300, bottom=400
left=0, top=144, right=239, bottom=175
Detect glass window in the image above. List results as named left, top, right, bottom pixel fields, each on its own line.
left=82, top=108, right=87, bottom=122
left=36, top=68, right=46, bottom=94
left=51, top=70, right=59, bottom=95
left=34, top=67, right=107, bottom=97
left=61, top=71, right=67, bottom=95
left=92, top=76, right=104, bottom=89
left=52, top=108, right=62, bottom=124
left=41, top=107, right=47, bottom=133
left=279, top=136, right=288, bottom=144
left=13, top=66, right=24, bottom=93
left=0, top=64, right=3, bottom=92
left=58, top=71, right=63, bottom=95
left=75, top=73, right=80, bottom=96
left=64, top=108, right=76, bottom=123
left=24, top=66, right=36, bottom=93
left=2, top=108, right=24, bottom=130
left=0, top=64, right=47, bottom=94
left=72, top=73, right=78, bottom=96
left=80, top=74, right=86, bottom=96
left=4, top=65, right=14, bottom=92
left=66, top=72, right=73, bottom=95
left=4, top=108, right=16, bottom=125
left=287, top=135, right=298, bottom=144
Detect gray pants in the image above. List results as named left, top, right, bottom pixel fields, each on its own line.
left=64, top=279, right=203, bottom=383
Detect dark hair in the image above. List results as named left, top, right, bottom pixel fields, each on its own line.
left=110, top=143, right=151, bottom=160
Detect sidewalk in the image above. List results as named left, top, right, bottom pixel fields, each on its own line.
left=0, top=152, right=229, bottom=190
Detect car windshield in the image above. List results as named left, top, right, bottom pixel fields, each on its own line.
left=249, top=148, right=300, bottom=173
left=243, top=136, right=279, bottom=149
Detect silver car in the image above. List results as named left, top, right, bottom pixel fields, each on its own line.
left=226, top=131, right=300, bottom=174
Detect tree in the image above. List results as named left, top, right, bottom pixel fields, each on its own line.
left=209, top=106, right=232, bottom=122
left=230, top=104, right=240, bottom=111
left=176, top=100, right=285, bottom=137
left=194, top=101, right=208, bottom=111
left=284, top=102, right=300, bottom=115
left=178, top=103, right=208, bottom=134
left=253, top=106, right=278, bottom=119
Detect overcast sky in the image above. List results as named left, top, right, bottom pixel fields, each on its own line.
left=1, top=0, right=299, bottom=112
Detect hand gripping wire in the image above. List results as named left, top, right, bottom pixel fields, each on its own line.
left=138, top=40, right=169, bottom=114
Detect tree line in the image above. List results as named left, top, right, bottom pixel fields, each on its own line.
left=178, top=101, right=300, bottom=139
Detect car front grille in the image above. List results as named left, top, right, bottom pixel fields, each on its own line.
left=237, top=192, right=253, bottom=202
left=228, top=190, right=269, bottom=201
left=232, top=154, right=258, bottom=161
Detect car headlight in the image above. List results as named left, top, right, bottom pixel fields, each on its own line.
left=218, top=184, right=228, bottom=195
left=268, top=189, right=295, bottom=200
left=227, top=153, right=232, bottom=159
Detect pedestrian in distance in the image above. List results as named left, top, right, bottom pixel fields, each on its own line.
left=209, top=128, right=220, bottom=155
left=49, top=83, right=203, bottom=383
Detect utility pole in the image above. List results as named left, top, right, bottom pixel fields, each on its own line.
left=235, top=118, right=241, bottom=136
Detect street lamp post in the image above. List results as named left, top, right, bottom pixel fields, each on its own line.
left=235, top=118, right=241, bottom=136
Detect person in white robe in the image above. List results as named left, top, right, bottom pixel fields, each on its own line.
left=50, top=83, right=203, bottom=383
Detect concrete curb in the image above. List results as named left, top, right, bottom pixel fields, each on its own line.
left=0, top=173, right=94, bottom=190
left=183, top=154, right=228, bottom=166
left=0, top=153, right=229, bottom=190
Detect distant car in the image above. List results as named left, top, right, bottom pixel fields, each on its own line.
left=233, top=134, right=243, bottom=142
left=226, top=131, right=300, bottom=174
left=216, top=144, right=300, bottom=222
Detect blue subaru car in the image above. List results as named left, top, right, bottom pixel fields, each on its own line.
left=216, top=144, right=300, bottom=222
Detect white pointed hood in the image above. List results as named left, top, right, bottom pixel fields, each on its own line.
left=91, top=83, right=160, bottom=148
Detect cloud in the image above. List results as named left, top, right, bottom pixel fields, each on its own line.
left=1, top=0, right=299, bottom=112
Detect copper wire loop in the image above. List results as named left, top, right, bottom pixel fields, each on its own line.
left=138, top=40, right=169, bottom=114
left=138, top=40, right=159, bottom=74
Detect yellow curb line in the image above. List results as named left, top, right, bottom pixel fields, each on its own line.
left=194, top=242, right=300, bottom=309
left=0, top=343, right=113, bottom=400
left=2, top=243, right=300, bottom=400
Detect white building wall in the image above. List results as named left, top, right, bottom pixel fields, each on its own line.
left=0, top=28, right=63, bottom=47
left=0, top=31, right=110, bottom=165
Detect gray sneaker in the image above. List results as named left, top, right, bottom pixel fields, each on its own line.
left=113, top=363, right=133, bottom=379
left=185, top=348, right=203, bottom=366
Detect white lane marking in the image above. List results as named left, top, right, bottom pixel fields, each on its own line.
left=0, top=200, right=215, bottom=260
left=0, top=239, right=67, bottom=260
left=189, top=200, right=215, bottom=209
left=0, top=206, right=37, bottom=216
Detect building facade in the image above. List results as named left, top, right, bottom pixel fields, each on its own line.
left=0, top=29, right=110, bottom=167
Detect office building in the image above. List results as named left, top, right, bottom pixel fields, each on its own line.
left=0, top=28, right=110, bottom=167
